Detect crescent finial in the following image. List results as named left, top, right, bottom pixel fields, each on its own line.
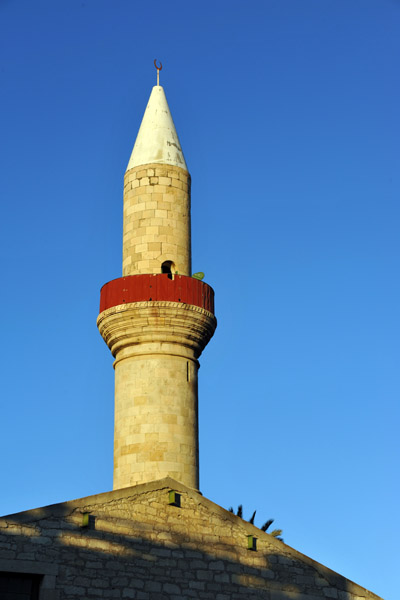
left=154, top=59, right=162, bottom=85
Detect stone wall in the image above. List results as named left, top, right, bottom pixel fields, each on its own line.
left=97, top=302, right=216, bottom=491
left=123, top=163, right=191, bottom=277
left=0, top=479, right=382, bottom=600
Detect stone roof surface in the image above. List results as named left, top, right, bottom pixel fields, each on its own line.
left=0, top=478, right=383, bottom=600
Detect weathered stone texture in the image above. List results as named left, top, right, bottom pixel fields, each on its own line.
left=97, top=302, right=216, bottom=491
left=123, top=164, right=191, bottom=277
left=98, top=151, right=216, bottom=492
left=0, top=479, right=382, bottom=600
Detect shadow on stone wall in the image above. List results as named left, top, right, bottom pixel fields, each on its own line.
left=0, top=498, right=380, bottom=600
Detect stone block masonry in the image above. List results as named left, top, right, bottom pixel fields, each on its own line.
left=123, top=164, right=191, bottom=277
left=0, top=479, right=383, bottom=600
left=97, top=301, right=216, bottom=491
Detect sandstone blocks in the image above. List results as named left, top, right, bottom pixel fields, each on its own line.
left=97, top=301, right=217, bottom=491
left=123, top=164, right=191, bottom=277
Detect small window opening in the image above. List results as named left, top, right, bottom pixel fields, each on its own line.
left=161, top=261, right=175, bottom=279
left=82, top=513, right=96, bottom=529
left=247, top=535, right=257, bottom=551
left=168, top=490, right=181, bottom=507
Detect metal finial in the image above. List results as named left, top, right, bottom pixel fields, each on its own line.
left=154, top=59, right=162, bottom=86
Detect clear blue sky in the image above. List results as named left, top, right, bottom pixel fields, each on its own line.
left=1, top=1, right=399, bottom=598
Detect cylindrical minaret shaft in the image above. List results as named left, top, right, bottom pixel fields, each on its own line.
left=123, top=163, right=191, bottom=277
left=97, top=83, right=216, bottom=491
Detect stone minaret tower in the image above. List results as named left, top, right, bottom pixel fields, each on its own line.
left=97, top=77, right=217, bottom=492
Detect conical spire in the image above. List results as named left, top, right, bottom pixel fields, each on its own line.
left=126, top=85, right=187, bottom=171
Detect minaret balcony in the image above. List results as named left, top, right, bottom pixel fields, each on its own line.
left=99, top=273, right=215, bottom=315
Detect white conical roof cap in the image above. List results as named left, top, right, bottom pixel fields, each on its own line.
left=126, top=85, right=187, bottom=171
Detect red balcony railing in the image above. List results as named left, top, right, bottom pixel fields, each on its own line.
left=99, top=274, right=215, bottom=315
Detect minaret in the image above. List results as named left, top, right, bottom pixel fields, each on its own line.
left=97, top=68, right=217, bottom=491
